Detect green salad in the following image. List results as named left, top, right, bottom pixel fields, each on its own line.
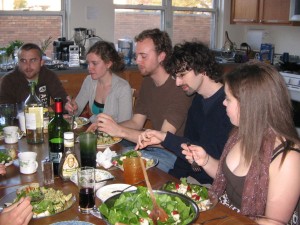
left=14, top=184, right=73, bottom=218
left=112, top=150, right=154, bottom=169
left=162, top=178, right=215, bottom=211
left=99, top=186, right=196, bottom=225
left=0, top=152, right=12, bottom=164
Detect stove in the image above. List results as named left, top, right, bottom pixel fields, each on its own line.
left=280, top=71, right=300, bottom=136
left=280, top=72, right=300, bottom=102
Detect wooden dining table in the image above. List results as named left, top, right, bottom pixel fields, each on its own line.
left=0, top=130, right=257, bottom=225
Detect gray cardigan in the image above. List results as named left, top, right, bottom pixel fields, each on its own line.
left=75, top=73, right=132, bottom=123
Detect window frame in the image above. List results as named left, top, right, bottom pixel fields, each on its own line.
left=0, top=0, right=67, bottom=37
left=114, top=0, right=219, bottom=48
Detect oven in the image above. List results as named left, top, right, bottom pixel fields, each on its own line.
left=280, top=72, right=300, bottom=135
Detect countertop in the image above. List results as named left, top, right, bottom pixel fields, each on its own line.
left=0, top=65, right=140, bottom=77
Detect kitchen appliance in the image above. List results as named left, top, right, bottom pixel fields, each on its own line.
left=290, top=0, right=300, bottom=21
left=280, top=71, right=300, bottom=135
left=118, top=39, right=133, bottom=65
left=53, top=37, right=74, bottom=61
left=74, top=28, right=87, bottom=59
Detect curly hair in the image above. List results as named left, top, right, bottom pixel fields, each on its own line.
left=87, top=40, right=125, bottom=73
left=165, top=41, right=222, bottom=82
left=134, top=28, right=172, bottom=68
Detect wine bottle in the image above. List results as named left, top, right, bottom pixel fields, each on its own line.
left=24, top=82, right=44, bottom=144
left=59, top=132, right=80, bottom=181
left=48, top=98, right=70, bottom=175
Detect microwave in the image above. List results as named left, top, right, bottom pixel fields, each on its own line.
left=290, top=0, right=300, bottom=21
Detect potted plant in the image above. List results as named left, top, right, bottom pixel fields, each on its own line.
left=6, top=40, right=24, bottom=60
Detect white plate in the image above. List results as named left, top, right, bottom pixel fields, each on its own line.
left=75, top=117, right=90, bottom=128
left=112, top=152, right=159, bottom=171
left=97, top=137, right=122, bottom=149
left=96, top=183, right=137, bottom=202
left=70, top=169, right=114, bottom=190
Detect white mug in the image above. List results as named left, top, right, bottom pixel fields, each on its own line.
left=3, top=126, right=23, bottom=144
left=18, top=152, right=38, bottom=174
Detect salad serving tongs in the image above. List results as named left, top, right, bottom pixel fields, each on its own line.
left=138, top=152, right=168, bottom=224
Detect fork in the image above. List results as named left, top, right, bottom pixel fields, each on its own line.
left=187, top=142, right=201, bottom=172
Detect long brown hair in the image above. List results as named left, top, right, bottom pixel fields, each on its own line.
left=224, top=62, right=300, bottom=164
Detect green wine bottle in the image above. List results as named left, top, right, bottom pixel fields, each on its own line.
left=48, top=98, right=70, bottom=175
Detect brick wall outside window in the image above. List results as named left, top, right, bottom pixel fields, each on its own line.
left=0, top=16, right=62, bottom=57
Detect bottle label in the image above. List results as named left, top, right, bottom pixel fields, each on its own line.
left=62, top=154, right=79, bottom=178
left=50, top=152, right=62, bottom=163
left=25, top=107, right=44, bottom=129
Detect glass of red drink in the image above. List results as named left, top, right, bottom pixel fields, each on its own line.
left=77, top=166, right=95, bottom=214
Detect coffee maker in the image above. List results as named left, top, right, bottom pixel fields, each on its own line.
left=53, top=37, right=74, bottom=61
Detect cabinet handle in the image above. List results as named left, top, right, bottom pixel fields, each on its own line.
left=260, top=19, right=290, bottom=24
left=233, top=19, right=256, bottom=22
left=60, top=80, right=68, bottom=83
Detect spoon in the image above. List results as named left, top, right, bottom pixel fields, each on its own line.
left=139, top=153, right=168, bottom=224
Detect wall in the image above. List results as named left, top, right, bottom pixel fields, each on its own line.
left=69, top=0, right=300, bottom=55
left=67, top=0, right=114, bottom=43
left=220, top=0, right=300, bottom=55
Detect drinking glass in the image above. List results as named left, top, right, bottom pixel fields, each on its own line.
left=78, top=167, right=95, bottom=214
left=79, top=132, right=97, bottom=167
left=123, top=157, right=145, bottom=185
left=0, top=104, right=16, bottom=130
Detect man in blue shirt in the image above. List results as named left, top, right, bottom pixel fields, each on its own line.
left=136, top=41, right=232, bottom=184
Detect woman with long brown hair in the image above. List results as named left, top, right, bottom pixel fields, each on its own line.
left=182, top=62, right=300, bottom=224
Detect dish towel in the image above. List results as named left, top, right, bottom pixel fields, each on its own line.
left=96, top=147, right=117, bottom=169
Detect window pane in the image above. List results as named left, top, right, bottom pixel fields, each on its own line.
left=0, top=0, right=61, bottom=11
left=173, top=11, right=213, bottom=46
left=114, top=9, right=161, bottom=43
left=172, top=0, right=213, bottom=8
left=0, top=15, right=62, bottom=56
left=114, top=0, right=162, bottom=6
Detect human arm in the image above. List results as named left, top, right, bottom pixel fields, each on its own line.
left=262, top=149, right=300, bottom=223
left=72, top=76, right=92, bottom=117
left=181, top=143, right=220, bottom=178
left=64, top=96, right=78, bottom=115
left=0, top=164, right=6, bottom=175
left=0, top=197, right=33, bottom=225
left=97, top=113, right=147, bottom=143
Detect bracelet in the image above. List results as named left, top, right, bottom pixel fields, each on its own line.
left=201, top=154, right=209, bottom=167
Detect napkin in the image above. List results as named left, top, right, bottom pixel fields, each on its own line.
left=96, top=147, right=117, bottom=169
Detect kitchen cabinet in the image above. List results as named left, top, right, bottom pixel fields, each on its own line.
left=231, top=0, right=294, bottom=25
left=58, top=72, right=88, bottom=98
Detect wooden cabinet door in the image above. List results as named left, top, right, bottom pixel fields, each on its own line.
left=259, top=0, right=291, bottom=24
left=58, top=73, right=87, bottom=98
left=231, top=0, right=260, bottom=23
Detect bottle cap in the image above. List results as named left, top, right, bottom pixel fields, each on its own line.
left=64, top=132, right=74, bottom=139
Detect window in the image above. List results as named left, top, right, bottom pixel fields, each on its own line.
left=114, top=0, right=218, bottom=48
left=0, top=0, right=65, bottom=57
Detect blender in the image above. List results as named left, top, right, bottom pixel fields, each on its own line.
left=74, top=28, right=87, bottom=59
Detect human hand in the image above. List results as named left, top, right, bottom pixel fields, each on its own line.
left=86, top=123, right=97, bottom=133
left=135, top=130, right=166, bottom=150
left=0, top=197, right=33, bottom=225
left=181, top=143, right=208, bottom=166
left=0, top=164, right=6, bottom=175
left=65, top=96, right=78, bottom=114
left=97, top=113, right=120, bottom=137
